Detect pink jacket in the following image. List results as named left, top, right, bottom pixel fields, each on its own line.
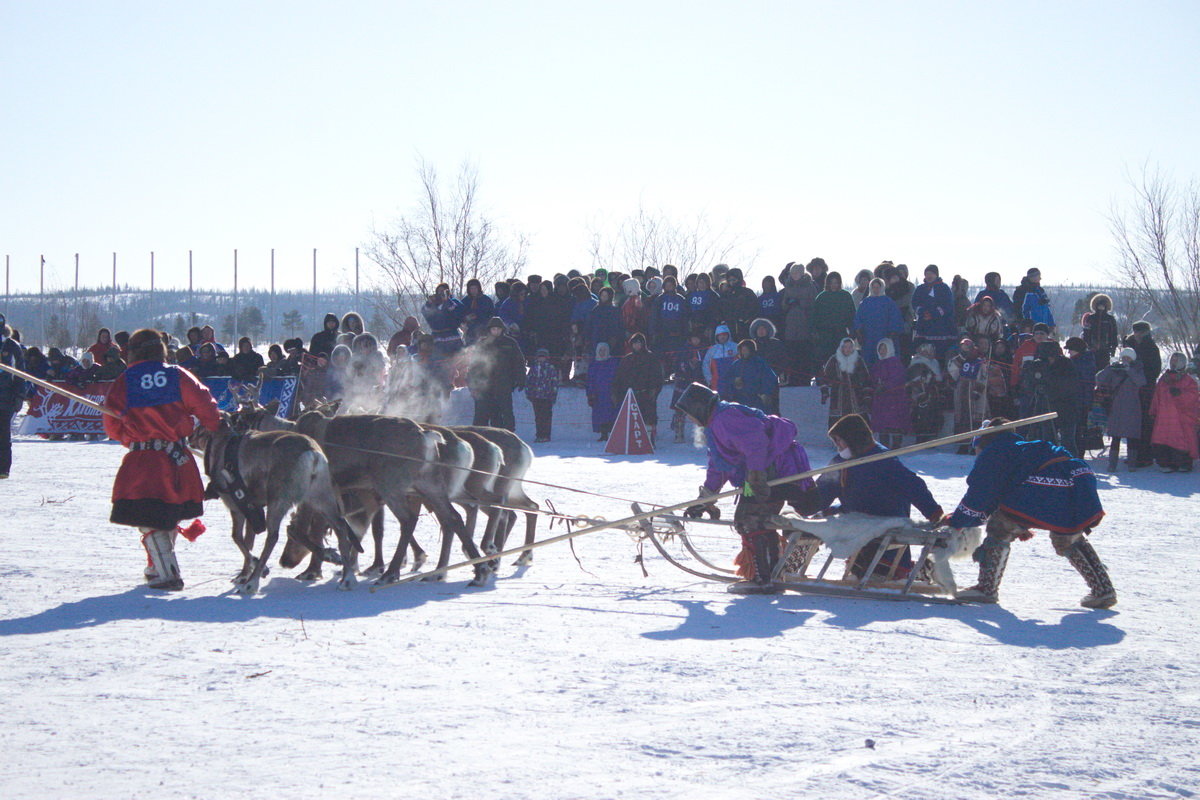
left=1149, top=371, right=1200, bottom=457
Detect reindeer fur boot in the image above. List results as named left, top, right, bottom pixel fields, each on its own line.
left=1064, top=537, right=1117, bottom=609
left=728, top=532, right=782, bottom=595
left=957, top=537, right=1009, bottom=603
left=142, top=528, right=183, bottom=591
left=779, top=534, right=822, bottom=580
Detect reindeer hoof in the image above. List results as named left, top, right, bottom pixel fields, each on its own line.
left=468, top=567, right=494, bottom=588
left=360, top=565, right=383, bottom=579
left=411, top=554, right=428, bottom=572
left=514, top=553, right=533, bottom=566
left=419, top=572, right=445, bottom=583
left=297, top=569, right=322, bottom=581
left=337, top=577, right=356, bottom=591
left=375, top=571, right=400, bottom=586
left=236, top=579, right=260, bottom=596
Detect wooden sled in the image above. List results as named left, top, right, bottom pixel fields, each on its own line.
left=632, top=503, right=970, bottom=605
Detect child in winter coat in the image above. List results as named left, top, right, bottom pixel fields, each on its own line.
left=587, top=342, right=619, bottom=441
left=906, top=342, right=946, bottom=443
left=703, top=324, right=738, bottom=389
left=724, top=339, right=778, bottom=414
left=869, top=338, right=910, bottom=449
left=525, top=348, right=561, bottom=443
left=1149, top=352, right=1199, bottom=472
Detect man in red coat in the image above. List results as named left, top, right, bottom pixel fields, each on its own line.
left=104, top=329, right=222, bottom=590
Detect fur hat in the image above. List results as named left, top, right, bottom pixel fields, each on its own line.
left=828, top=413, right=875, bottom=456
left=127, top=328, right=167, bottom=363
left=672, top=382, right=719, bottom=425
left=1119, top=347, right=1137, bottom=362
left=1132, top=320, right=1152, bottom=334
left=1090, top=293, right=1112, bottom=312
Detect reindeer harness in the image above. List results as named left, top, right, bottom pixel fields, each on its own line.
left=203, top=433, right=268, bottom=533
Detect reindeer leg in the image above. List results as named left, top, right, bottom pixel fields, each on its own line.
left=360, top=506, right=385, bottom=579
left=378, top=494, right=420, bottom=585
left=427, top=500, right=491, bottom=587
left=230, top=514, right=254, bottom=586
left=240, top=506, right=284, bottom=596
left=514, top=511, right=538, bottom=566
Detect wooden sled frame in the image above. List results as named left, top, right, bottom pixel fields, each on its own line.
left=632, top=503, right=968, bottom=605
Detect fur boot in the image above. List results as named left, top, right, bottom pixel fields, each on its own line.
left=142, top=528, right=183, bottom=591
left=957, top=537, right=1009, bottom=603
left=728, top=532, right=782, bottom=594
left=779, top=534, right=821, bottom=580
left=1064, top=538, right=1117, bottom=609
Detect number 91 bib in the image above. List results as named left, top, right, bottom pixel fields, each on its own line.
left=124, top=361, right=183, bottom=408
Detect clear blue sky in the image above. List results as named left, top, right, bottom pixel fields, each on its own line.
left=2, top=0, right=1198, bottom=294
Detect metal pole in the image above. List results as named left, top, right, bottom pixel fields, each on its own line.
left=4, top=255, right=9, bottom=318
left=270, top=248, right=275, bottom=345
left=40, top=255, right=45, bottom=347
left=233, top=248, right=239, bottom=346
left=188, top=250, right=194, bottom=326
left=355, top=246, right=360, bottom=309
left=312, top=248, right=317, bottom=332
left=150, top=251, right=155, bottom=325
left=111, top=252, right=117, bottom=333
left=74, top=254, right=79, bottom=349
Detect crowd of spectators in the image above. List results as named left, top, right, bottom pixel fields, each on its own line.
left=2, top=260, right=1198, bottom=471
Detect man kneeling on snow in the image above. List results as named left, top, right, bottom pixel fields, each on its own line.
left=673, top=382, right=821, bottom=594
left=944, top=418, right=1116, bottom=608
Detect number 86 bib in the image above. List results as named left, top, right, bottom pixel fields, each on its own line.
left=124, top=361, right=182, bottom=408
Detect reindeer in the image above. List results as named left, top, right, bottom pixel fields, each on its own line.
left=454, top=426, right=540, bottom=566
left=191, top=421, right=361, bottom=595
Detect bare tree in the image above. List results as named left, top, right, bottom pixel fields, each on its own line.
left=1109, top=166, right=1200, bottom=355
left=365, top=159, right=528, bottom=327
left=587, top=203, right=756, bottom=277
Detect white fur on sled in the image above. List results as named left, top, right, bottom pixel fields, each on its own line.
left=784, top=512, right=981, bottom=594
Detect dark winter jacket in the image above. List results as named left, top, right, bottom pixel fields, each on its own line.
left=911, top=279, right=956, bottom=344
left=467, top=332, right=526, bottom=396
left=309, top=314, right=341, bottom=359
left=723, top=354, right=777, bottom=412
left=816, top=443, right=941, bottom=520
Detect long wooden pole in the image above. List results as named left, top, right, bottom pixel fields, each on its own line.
left=371, top=412, right=1058, bottom=591
left=0, top=361, right=119, bottom=417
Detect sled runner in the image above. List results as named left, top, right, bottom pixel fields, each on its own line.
left=631, top=503, right=975, bottom=604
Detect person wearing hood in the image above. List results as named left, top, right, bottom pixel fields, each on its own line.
left=103, top=328, right=222, bottom=591
left=780, top=262, right=817, bottom=381
left=230, top=337, right=264, bottom=383
left=620, top=277, right=649, bottom=342
left=649, top=275, right=687, bottom=364
left=386, top=316, right=423, bottom=358
left=524, top=348, right=561, bottom=443
left=719, top=268, right=759, bottom=341
left=587, top=342, right=620, bottom=441
left=325, top=343, right=352, bottom=401
left=1080, top=293, right=1119, bottom=369
left=703, top=323, right=738, bottom=389
left=850, top=268, right=873, bottom=308
left=724, top=339, right=778, bottom=414
left=686, top=273, right=721, bottom=340
left=884, top=266, right=916, bottom=353
left=340, top=312, right=365, bottom=339
left=947, top=337, right=990, bottom=452
left=1123, top=320, right=1162, bottom=467
left=911, top=265, right=957, bottom=358
left=750, top=318, right=788, bottom=385
left=869, top=338, right=911, bottom=450
left=906, top=341, right=947, bottom=443
left=466, top=317, right=526, bottom=431
left=585, top=287, right=624, bottom=356
left=0, top=314, right=28, bottom=478
left=67, top=351, right=100, bottom=386
left=421, top=282, right=467, bottom=381
left=613, top=332, right=664, bottom=443
left=672, top=382, right=821, bottom=593
left=569, top=277, right=598, bottom=328
left=974, top=272, right=1017, bottom=322
left=815, top=413, right=944, bottom=580
left=1064, top=337, right=1098, bottom=456
left=820, top=337, right=872, bottom=429
left=349, top=333, right=387, bottom=395
left=944, top=419, right=1114, bottom=609
left=1094, top=347, right=1146, bottom=471
left=964, top=295, right=1004, bottom=343
left=985, top=337, right=1016, bottom=419
left=854, top=278, right=904, bottom=366
left=758, top=275, right=783, bottom=329
left=309, top=313, right=341, bottom=359
left=1149, top=352, right=1199, bottom=472
left=460, top=279, right=495, bottom=344
left=811, top=272, right=857, bottom=368
left=95, top=347, right=128, bottom=381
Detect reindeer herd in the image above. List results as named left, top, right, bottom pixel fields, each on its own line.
left=190, top=396, right=541, bottom=595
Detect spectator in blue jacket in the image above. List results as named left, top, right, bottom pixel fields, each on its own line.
left=461, top=278, right=495, bottom=344
left=421, top=283, right=466, bottom=361
left=758, top=275, right=784, bottom=329
left=1016, top=268, right=1055, bottom=329
left=911, top=264, right=958, bottom=357
left=569, top=278, right=598, bottom=327
left=724, top=339, right=778, bottom=413
left=853, top=278, right=904, bottom=365
left=686, top=273, right=721, bottom=340
left=649, top=276, right=688, bottom=363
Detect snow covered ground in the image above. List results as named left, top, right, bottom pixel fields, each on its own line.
left=1, top=388, right=1198, bottom=799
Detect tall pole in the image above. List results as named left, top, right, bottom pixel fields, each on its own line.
left=150, top=251, right=155, bottom=328
left=233, top=249, right=239, bottom=346
left=39, top=255, right=45, bottom=347
left=270, top=248, right=276, bottom=345
left=4, top=255, right=9, bottom=318
left=74, top=254, right=80, bottom=349
left=355, top=246, right=360, bottom=310
left=312, top=248, right=317, bottom=332
left=111, top=252, right=117, bottom=333
left=188, top=250, right=194, bottom=326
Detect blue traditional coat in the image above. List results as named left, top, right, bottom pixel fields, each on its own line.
left=948, top=432, right=1104, bottom=533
